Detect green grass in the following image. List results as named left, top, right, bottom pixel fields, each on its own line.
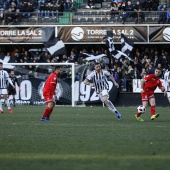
left=0, top=106, right=170, bottom=170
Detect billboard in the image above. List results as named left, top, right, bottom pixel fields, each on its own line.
left=0, top=27, right=55, bottom=43
left=57, top=26, right=148, bottom=43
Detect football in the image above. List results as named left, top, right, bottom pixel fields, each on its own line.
left=137, top=105, right=146, bottom=113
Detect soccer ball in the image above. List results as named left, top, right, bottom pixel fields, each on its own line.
left=137, top=105, right=146, bottom=113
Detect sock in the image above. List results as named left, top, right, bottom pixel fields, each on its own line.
left=47, top=108, right=53, bottom=117
left=6, top=99, right=11, bottom=109
left=150, top=106, right=155, bottom=116
left=107, top=100, right=120, bottom=117
left=13, top=98, right=15, bottom=105
left=0, top=100, right=2, bottom=111
left=136, top=112, right=141, bottom=117
left=42, top=107, right=51, bottom=118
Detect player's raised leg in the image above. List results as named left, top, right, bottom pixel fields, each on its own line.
left=101, top=92, right=122, bottom=120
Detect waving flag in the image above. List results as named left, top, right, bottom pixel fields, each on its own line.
left=44, top=37, right=66, bottom=56
left=121, top=34, right=134, bottom=58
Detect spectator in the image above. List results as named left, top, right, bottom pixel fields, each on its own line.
left=0, top=8, right=4, bottom=23
left=6, top=8, right=13, bottom=24
left=62, top=0, right=72, bottom=11
left=148, top=62, right=155, bottom=74
left=9, top=2, right=17, bottom=12
left=22, top=2, right=34, bottom=18
left=0, top=0, right=6, bottom=9
left=11, top=9, right=21, bottom=23
left=122, top=1, right=134, bottom=24
left=158, top=7, right=167, bottom=24
left=166, top=8, right=170, bottom=23
left=132, top=66, right=141, bottom=79
left=110, top=2, right=119, bottom=18
left=133, top=1, right=145, bottom=23
left=51, top=2, right=59, bottom=20
left=38, top=2, right=45, bottom=18
left=44, top=2, right=51, bottom=18
left=85, top=0, right=95, bottom=9
left=158, top=0, right=169, bottom=10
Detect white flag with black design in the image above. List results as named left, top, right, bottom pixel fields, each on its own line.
left=44, top=37, right=66, bottom=56
left=84, top=53, right=107, bottom=61
left=112, top=50, right=132, bottom=61
left=121, top=34, right=134, bottom=59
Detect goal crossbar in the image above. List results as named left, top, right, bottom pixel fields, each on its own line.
left=4, top=63, right=75, bottom=106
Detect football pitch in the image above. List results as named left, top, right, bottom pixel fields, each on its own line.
left=0, top=105, right=170, bottom=170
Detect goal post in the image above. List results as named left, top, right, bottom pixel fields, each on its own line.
left=4, top=63, right=75, bottom=107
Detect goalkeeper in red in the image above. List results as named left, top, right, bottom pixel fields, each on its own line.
left=41, top=66, right=63, bottom=121
left=135, top=68, right=165, bottom=121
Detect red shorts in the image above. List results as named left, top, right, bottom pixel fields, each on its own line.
left=141, top=91, right=155, bottom=102
left=43, top=92, right=55, bottom=104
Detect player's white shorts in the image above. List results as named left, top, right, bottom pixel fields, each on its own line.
left=98, top=89, right=109, bottom=102
left=0, top=89, right=8, bottom=95
left=167, top=92, right=170, bottom=98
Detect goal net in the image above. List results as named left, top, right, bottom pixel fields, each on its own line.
left=4, top=63, right=76, bottom=106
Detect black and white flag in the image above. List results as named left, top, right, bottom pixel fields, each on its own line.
left=112, top=50, right=133, bottom=61
left=121, top=34, right=134, bottom=58
left=44, top=37, right=66, bottom=56
left=103, top=30, right=115, bottom=53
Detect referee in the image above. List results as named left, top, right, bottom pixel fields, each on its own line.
left=8, top=70, right=21, bottom=107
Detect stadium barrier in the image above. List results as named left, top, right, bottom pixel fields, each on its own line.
left=0, top=11, right=167, bottom=25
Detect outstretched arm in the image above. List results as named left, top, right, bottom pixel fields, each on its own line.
left=84, top=79, right=94, bottom=87
left=109, top=75, right=119, bottom=88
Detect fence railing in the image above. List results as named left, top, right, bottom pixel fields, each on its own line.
left=0, top=11, right=168, bottom=25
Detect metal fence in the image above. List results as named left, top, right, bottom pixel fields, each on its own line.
left=0, top=11, right=168, bottom=25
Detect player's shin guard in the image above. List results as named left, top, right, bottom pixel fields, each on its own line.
left=106, top=100, right=120, bottom=117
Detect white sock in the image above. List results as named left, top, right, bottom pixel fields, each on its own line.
left=6, top=99, right=11, bottom=109
left=106, top=100, right=119, bottom=116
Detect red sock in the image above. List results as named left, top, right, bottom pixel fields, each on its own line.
left=42, top=107, right=51, bottom=118
left=48, top=108, right=53, bottom=117
left=136, top=112, right=141, bottom=117
left=150, top=106, right=155, bottom=116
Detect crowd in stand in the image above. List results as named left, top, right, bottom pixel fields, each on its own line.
left=0, top=0, right=170, bottom=24
left=1, top=45, right=169, bottom=92
left=0, top=0, right=75, bottom=24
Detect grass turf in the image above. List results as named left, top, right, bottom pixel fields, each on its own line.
left=0, top=106, right=170, bottom=170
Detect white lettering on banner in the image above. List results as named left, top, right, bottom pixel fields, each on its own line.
left=87, top=29, right=107, bottom=35
left=0, top=30, right=17, bottom=36
left=80, top=82, right=91, bottom=101
left=20, top=80, right=32, bottom=100
left=86, top=29, right=134, bottom=36
left=80, top=81, right=113, bottom=102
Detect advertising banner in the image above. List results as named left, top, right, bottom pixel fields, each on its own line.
left=9, top=78, right=118, bottom=105
left=57, top=26, right=148, bottom=43
left=149, top=26, right=170, bottom=42
left=0, top=27, right=55, bottom=43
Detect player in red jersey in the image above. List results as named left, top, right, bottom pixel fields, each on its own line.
left=41, top=65, right=63, bottom=121
left=135, top=68, right=165, bottom=121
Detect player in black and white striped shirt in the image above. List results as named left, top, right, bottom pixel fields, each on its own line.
left=0, top=62, right=15, bottom=114
left=164, top=67, right=170, bottom=103
left=84, top=62, right=122, bottom=120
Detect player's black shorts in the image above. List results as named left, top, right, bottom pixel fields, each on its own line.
left=8, top=88, right=16, bottom=95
